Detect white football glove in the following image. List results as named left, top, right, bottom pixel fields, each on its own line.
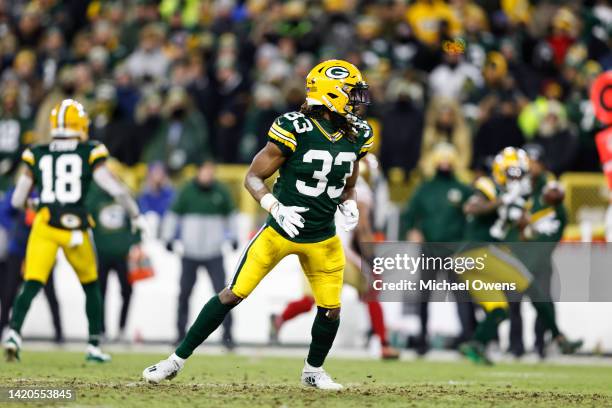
left=338, top=199, right=359, bottom=232
left=131, top=214, right=152, bottom=240
left=261, top=194, right=308, bottom=238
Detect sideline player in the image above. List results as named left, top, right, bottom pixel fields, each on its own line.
left=143, top=60, right=374, bottom=389
left=3, top=99, right=147, bottom=362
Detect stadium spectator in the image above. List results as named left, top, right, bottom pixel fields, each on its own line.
left=138, top=163, right=175, bottom=219
left=213, top=59, right=250, bottom=163
left=239, top=84, right=283, bottom=162
left=419, top=98, right=471, bottom=178
left=379, top=78, right=425, bottom=178
left=142, top=87, right=210, bottom=175
left=160, top=160, right=238, bottom=348
left=429, top=51, right=483, bottom=101
left=33, top=66, right=76, bottom=143
left=472, top=91, right=525, bottom=170
left=124, top=23, right=170, bottom=84
left=405, top=0, right=461, bottom=47
left=531, top=100, right=578, bottom=176
left=38, top=27, right=68, bottom=91
left=401, top=143, right=475, bottom=354
left=89, top=83, right=144, bottom=165
left=565, top=59, right=605, bottom=171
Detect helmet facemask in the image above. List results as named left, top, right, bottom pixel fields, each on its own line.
left=345, top=81, right=370, bottom=117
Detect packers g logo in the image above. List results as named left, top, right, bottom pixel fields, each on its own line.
left=325, top=66, right=350, bottom=79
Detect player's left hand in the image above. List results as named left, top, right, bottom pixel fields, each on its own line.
left=131, top=214, right=152, bottom=240
left=338, top=199, right=359, bottom=232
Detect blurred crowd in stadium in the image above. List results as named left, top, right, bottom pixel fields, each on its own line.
left=0, top=0, right=610, bottom=354
left=0, top=0, right=610, bottom=181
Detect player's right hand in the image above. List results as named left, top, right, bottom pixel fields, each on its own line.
left=270, top=202, right=308, bottom=238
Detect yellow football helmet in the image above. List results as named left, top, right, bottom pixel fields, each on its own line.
left=50, top=99, right=90, bottom=140
left=305, top=59, right=370, bottom=116
left=492, top=147, right=529, bottom=187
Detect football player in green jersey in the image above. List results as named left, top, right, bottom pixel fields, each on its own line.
left=143, top=60, right=374, bottom=389
left=3, top=99, right=148, bottom=363
left=457, top=147, right=581, bottom=364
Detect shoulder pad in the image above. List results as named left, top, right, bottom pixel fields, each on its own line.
left=88, top=143, right=109, bottom=165
left=268, top=112, right=304, bottom=153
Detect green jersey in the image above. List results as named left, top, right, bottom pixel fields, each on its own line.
left=22, top=139, right=109, bottom=230
left=86, top=184, right=139, bottom=261
left=266, top=111, right=374, bottom=242
left=527, top=173, right=566, bottom=243
left=464, top=176, right=499, bottom=243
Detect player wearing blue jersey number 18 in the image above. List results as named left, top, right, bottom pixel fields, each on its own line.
left=143, top=60, right=375, bottom=390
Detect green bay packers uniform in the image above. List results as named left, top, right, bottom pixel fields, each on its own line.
left=4, top=98, right=138, bottom=363
left=458, top=175, right=531, bottom=311
left=230, top=112, right=373, bottom=309
left=142, top=60, right=373, bottom=388
left=21, top=140, right=109, bottom=284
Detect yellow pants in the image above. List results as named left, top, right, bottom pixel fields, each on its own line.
left=456, top=245, right=532, bottom=311
left=303, top=256, right=368, bottom=298
left=24, top=210, right=98, bottom=285
left=230, top=226, right=345, bottom=309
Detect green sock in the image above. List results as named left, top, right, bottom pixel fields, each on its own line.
left=83, top=281, right=103, bottom=347
left=306, top=307, right=340, bottom=367
left=474, top=307, right=507, bottom=345
left=10, top=280, right=43, bottom=333
left=532, top=301, right=560, bottom=337
left=175, top=295, right=234, bottom=359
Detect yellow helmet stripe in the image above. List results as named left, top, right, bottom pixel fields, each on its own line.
left=57, top=99, right=71, bottom=129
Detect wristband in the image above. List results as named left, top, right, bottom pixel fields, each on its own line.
left=260, top=193, right=279, bottom=213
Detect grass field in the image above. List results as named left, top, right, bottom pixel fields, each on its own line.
left=2, top=350, right=612, bottom=407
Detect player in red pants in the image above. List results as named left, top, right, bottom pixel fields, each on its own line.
left=270, top=157, right=399, bottom=359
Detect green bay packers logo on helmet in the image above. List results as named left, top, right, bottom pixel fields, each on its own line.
left=306, top=59, right=370, bottom=116
left=325, top=66, right=350, bottom=79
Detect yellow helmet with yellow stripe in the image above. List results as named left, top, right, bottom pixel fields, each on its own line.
left=49, top=99, right=90, bottom=140
left=305, top=59, right=370, bottom=117
left=492, top=147, right=529, bottom=187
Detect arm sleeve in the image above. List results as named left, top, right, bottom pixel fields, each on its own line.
left=92, top=165, right=140, bottom=219
left=267, top=115, right=297, bottom=156
left=11, top=173, right=33, bottom=210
